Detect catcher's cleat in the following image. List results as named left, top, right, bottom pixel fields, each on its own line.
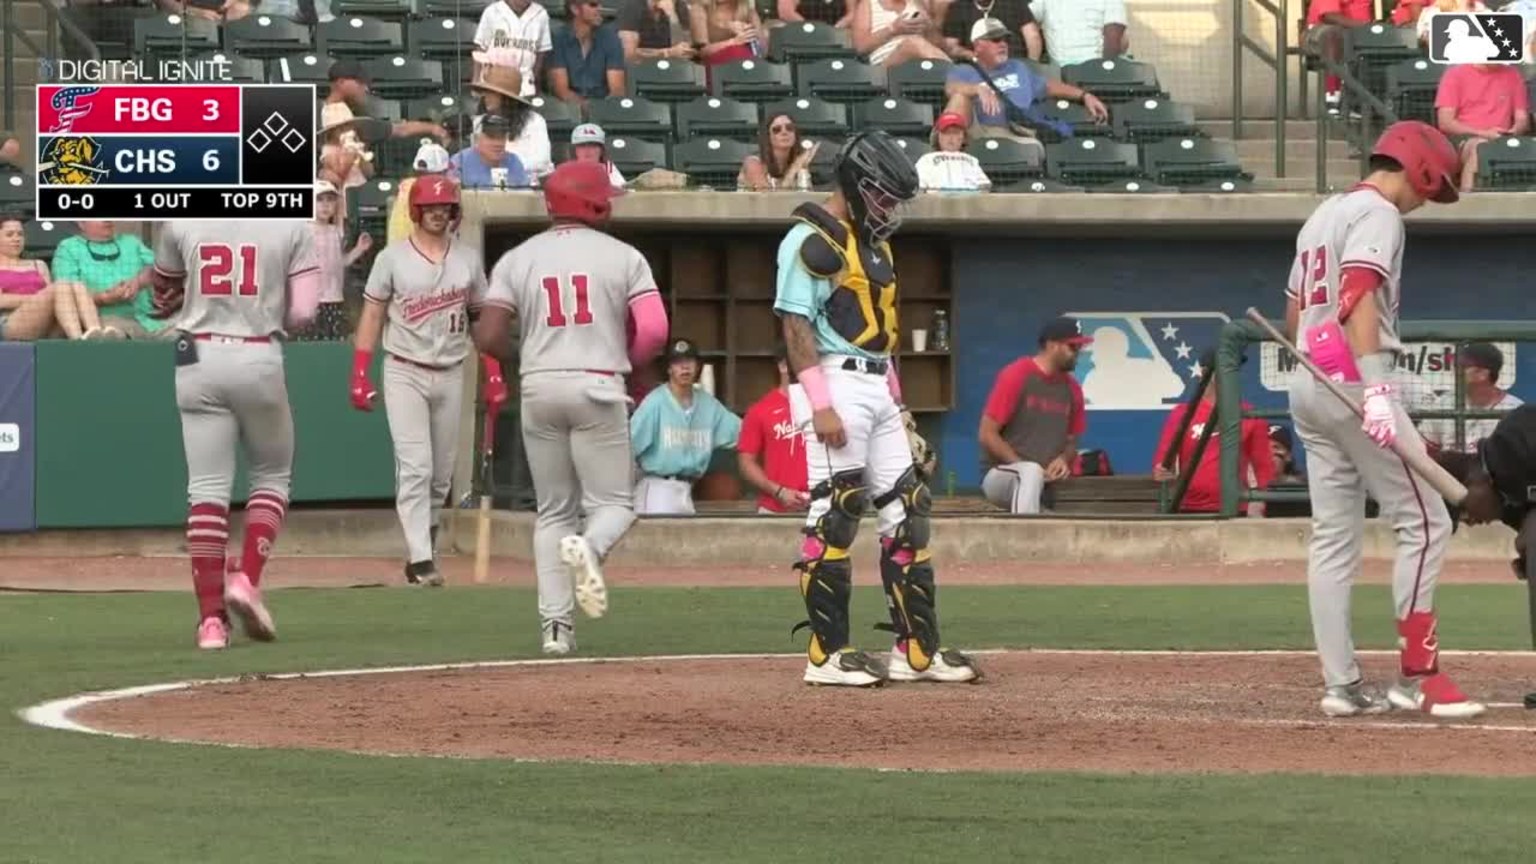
left=804, top=649, right=888, bottom=687
left=886, top=645, right=979, bottom=683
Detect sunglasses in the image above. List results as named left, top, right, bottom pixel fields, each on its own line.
left=770, top=123, right=795, bottom=133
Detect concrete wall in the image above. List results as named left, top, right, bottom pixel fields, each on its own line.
left=1128, top=0, right=1307, bottom=119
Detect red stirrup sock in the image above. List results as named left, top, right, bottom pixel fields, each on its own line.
left=1397, top=611, right=1441, bottom=678
left=187, top=502, right=230, bottom=620
left=241, top=490, right=288, bottom=587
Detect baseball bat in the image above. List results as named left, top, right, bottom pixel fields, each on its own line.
left=1244, top=308, right=1467, bottom=504
left=472, top=405, right=497, bottom=584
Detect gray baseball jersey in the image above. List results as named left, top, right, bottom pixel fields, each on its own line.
left=364, top=239, right=489, bottom=367
left=154, top=220, right=318, bottom=338
left=483, top=224, right=657, bottom=375
left=1286, top=187, right=1405, bottom=352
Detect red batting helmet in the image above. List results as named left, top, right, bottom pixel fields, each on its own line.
left=409, top=175, right=461, bottom=222
left=543, top=160, right=622, bottom=226
left=1371, top=120, right=1461, bottom=205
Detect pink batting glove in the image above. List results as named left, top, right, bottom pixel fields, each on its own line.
left=1361, top=384, right=1397, bottom=448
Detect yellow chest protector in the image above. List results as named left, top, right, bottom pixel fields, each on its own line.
left=792, top=203, right=899, bottom=354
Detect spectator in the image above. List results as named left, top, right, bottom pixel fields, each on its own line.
left=302, top=179, right=370, bottom=342
left=691, top=0, right=765, bottom=85
left=470, top=55, right=553, bottom=178
left=978, top=316, right=1089, bottom=515
left=1150, top=352, right=1273, bottom=515
left=389, top=140, right=452, bottom=245
left=915, top=111, right=991, bottom=191
left=160, top=0, right=254, bottom=21
left=326, top=60, right=450, bottom=143
left=617, top=0, right=695, bottom=61
left=1268, top=424, right=1304, bottom=484
left=737, top=343, right=811, bottom=514
left=631, top=338, right=742, bottom=515
left=317, top=102, right=374, bottom=198
left=1436, top=62, right=1531, bottom=191
left=449, top=114, right=531, bottom=189
left=1421, top=343, right=1526, bottom=453
left=0, top=132, right=20, bottom=172
left=51, top=221, right=164, bottom=340
left=474, top=0, right=552, bottom=99
left=549, top=0, right=628, bottom=105
left=1415, top=0, right=1487, bottom=44
left=944, top=19, right=1107, bottom=156
left=850, top=0, right=947, bottom=67
left=942, top=0, right=1042, bottom=61
left=778, top=0, right=850, bottom=26
left=1031, top=0, right=1128, bottom=66
left=1301, top=0, right=1373, bottom=116
left=568, top=124, right=628, bottom=188
left=738, top=114, right=820, bottom=190
left=0, top=214, right=69, bottom=341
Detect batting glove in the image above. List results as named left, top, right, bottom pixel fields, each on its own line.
left=350, top=350, right=377, bottom=412
left=481, top=355, right=508, bottom=410
left=1361, top=384, right=1397, bottom=448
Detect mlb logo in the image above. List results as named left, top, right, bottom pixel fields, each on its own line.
left=1427, top=12, right=1525, bottom=65
left=1065, top=312, right=1231, bottom=411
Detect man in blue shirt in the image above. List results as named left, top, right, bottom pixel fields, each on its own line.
left=549, top=0, right=628, bottom=105
left=631, top=338, right=742, bottom=514
left=449, top=114, right=531, bottom=189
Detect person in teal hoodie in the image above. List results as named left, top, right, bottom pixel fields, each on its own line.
left=631, top=338, right=742, bottom=514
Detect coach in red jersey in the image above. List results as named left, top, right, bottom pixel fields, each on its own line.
left=1151, top=350, right=1274, bottom=514
left=738, top=343, right=811, bottom=514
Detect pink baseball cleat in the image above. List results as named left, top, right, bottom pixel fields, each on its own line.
left=224, top=571, right=276, bottom=642
left=197, top=616, right=228, bottom=650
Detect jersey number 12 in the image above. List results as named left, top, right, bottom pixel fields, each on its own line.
left=1295, top=245, right=1329, bottom=310
left=199, top=243, right=259, bottom=297
left=542, top=274, right=594, bottom=327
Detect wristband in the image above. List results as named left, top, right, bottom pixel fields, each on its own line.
left=352, top=349, right=372, bottom=379
left=1356, top=352, right=1391, bottom=387
left=797, top=364, right=833, bottom=412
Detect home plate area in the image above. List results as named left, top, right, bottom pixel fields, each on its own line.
left=69, top=651, right=1536, bottom=777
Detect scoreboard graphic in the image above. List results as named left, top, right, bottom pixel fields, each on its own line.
left=34, top=83, right=316, bottom=221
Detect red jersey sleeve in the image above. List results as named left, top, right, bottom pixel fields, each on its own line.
left=1067, top=376, right=1086, bottom=436
left=1242, top=413, right=1276, bottom=490
left=1153, top=405, right=1188, bottom=471
left=983, top=360, right=1030, bottom=425
left=738, top=402, right=766, bottom=456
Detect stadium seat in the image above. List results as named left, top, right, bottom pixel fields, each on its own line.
left=1111, top=98, right=1200, bottom=144
left=1475, top=136, right=1536, bottom=190
left=630, top=59, right=709, bottom=104
left=1087, top=178, right=1180, bottom=194
left=362, top=56, right=445, bottom=99
left=1386, top=58, right=1444, bottom=126
left=797, top=58, right=886, bottom=104
left=529, top=94, right=583, bottom=140
left=0, top=173, right=34, bottom=217
left=804, top=136, right=842, bottom=187
left=333, top=0, right=415, bottom=21
left=853, top=97, right=933, bottom=138
left=23, top=218, right=77, bottom=261
left=64, top=5, right=143, bottom=60
left=1142, top=137, right=1252, bottom=188
left=134, top=15, right=220, bottom=58
left=350, top=178, right=397, bottom=236
left=1037, top=99, right=1110, bottom=142
left=409, top=18, right=475, bottom=63
left=672, top=137, right=756, bottom=188
left=1060, top=58, right=1162, bottom=101
left=674, top=96, right=760, bottom=141
left=967, top=136, right=1045, bottom=184
left=1021, top=58, right=1061, bottom=81
left=1180, top=177, right=1259, bottom=193
left=271, top=53, right=338, bottom=91
left=886, top=58, right=953, bottom=107
left=768, top=21, right=855, bottom=63
left=416, top=0, right=492, bottom=16
left=223, top=15, right=312, bottom=58
left=607, top=136, right=669, bottom=177
left=1345, top=22, right=1421, bottom=99
left=586, top=96, right=675, bottom=142
left=890, top=136, right=930, bottom=164
left=320, top=17, right=404, bottom=58
left=404, top=94, right=465, bottom=122
left=712, top=59, right=795, bottom=103
left=1045, top=137, right=1142, bottom=185
left=360, top=94, right=403, bottom=123
left=996, top=178, right=1087, bottom=193
left=762, top=97, right=849, bottom=138
left=374, top=135, right=422, bottom=177
left=198, top=53, right=266, bottom=83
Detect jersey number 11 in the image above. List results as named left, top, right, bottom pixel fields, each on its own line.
left=542, top=274, right=593, bottom=327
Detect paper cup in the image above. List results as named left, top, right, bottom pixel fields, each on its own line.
left=912, top=329, right=928, bottom=352
left=699, top=363, right=716, bottom=395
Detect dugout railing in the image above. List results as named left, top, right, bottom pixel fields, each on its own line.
left=1205, top=319, right=1536, bottom=518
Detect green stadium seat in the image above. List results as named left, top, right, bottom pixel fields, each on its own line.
left=586, top=96, right=675, bottom=142
left=1180, top=178, right=1259, bottom=193
left=23, top=218, right=77, bottom=260
left=270, top=53, right=338, bottom=92
left=853, top=96, right=933, bottom=138
left=134, top=14, right=220, bottom=58
left=404, top=94, right=465, bottom=122
left=333, top=0, right=415, bottom=21
left=197, top=53, right=266, bottom=83
left=712, top=59, right=795, bottom=103
left=362, top=56, right=446, bottom=99
left=996, top=178, right=1087, bottom=193
left=966, top=136, right=1044, bottom=184
left=797, top=58, right=886, bottom=104
left=409, top=18, right=475, bottom=62
left=1021, top=58, right=1060, bottom=81
left=630, top=59, right=709, bottom=104
left=528, top=94, right=583, bottom=140
left=672, top=137, right=756, bottom=187
left=320, top=16, right=404, bottom=59
left=1059, top=58, right=1162, bottom=101
left=1045, top=137, right=1142, bottom=185
left=794, top=136, right=840, bottom=187
left=762, top=97, right=849, bottom=138
left=223, top=15, right=312, bottom=58
left=886, top=58, right=952, bottom=106
left=1111, top=98, right=1200, bottom=144
left=416, top=0, right=493, bottom=16
left=674, top=96, right=760, bottom=141
left=374, top=135, right=422, bottom=177
left=1386, top=58, right=1444, bottom=126
left=1038, top=99, right=1111, bottom=141
left=1142, top=137, right=1252, bottom=187
left=360, top=94, right=403, bottom=123
left=607, top=136, right=669, bottom=177
left=1, top=173, right=34, bottom=217
left=63, top=5, right=144, bottom=60
left=890, top=136, right=930, bottom=164
left=1345, top=22, right=1422, bottom=102
left=1475, top=136, right=1536, bottom=190
left=768, top=20, right=855, bottom=63
left=1087, top=178, right=1180, bottom=194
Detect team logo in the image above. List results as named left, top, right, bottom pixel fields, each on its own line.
left=1427, top=12, right=1525, bottom=65
left=47, top=86, right=100, bottom=133
left=1065, top=312, right=1231, bottom=411
left=38, top=136, right=107, bottom=186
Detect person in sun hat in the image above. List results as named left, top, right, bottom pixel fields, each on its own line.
left=317, top=101, right=374, bottom=195
left=471, top=49, right=553, bottom=178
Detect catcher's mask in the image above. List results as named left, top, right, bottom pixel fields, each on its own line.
left=834, top=131, right=918, bottom=248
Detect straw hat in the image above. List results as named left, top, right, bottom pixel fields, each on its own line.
left=317, top=101, right=364, bottom=134
left=469, top=62, right=530, bottom=104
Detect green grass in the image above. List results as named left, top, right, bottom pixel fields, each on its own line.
left=3, top=583, right=1536, bottom=863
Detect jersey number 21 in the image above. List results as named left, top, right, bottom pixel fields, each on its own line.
left=198, top=243, right=258, bottom=297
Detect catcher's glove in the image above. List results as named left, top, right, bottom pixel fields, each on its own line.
left=901, top=409, right=934, bottom=472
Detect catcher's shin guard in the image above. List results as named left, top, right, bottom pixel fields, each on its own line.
left=874, top=466, right=941, bottom=671
left=792, top=469, right=867, bottom=663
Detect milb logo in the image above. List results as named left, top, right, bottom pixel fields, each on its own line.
left=1427, top=12, right=1525, bottom=64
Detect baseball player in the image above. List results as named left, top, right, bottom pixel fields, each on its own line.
left=775, top=130, right=978, bottom=687
left=630, top=337, right=742, bottom=515
left=472, top=160, right=669, bottom=655
left=351, top=177, right=506, bottom=587
left=1284, top=120, right=1484, bottom=718
left=150, top=219, right=321, bottom=650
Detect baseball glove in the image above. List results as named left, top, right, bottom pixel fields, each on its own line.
left=902, top=409, right=934, bottom=473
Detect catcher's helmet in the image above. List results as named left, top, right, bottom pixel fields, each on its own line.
left=543, top=160, right=622, bottom=226
left=409, top=175, right=461, bottom=222
left=834, top=130, right=919, bottom=248
left=1371, top=120, right=1461, bottom=205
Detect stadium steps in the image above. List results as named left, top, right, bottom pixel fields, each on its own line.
left=1203, top=118, right=1363, bottom=192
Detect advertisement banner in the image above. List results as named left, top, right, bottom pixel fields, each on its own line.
left=0, top=344, right=36, bottom=532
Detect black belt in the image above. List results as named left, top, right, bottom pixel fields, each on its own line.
left=841, top=357, right=888, bottom=376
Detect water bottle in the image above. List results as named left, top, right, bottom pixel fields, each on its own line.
left=932, top=309, right=949, bottom=352
left=795, top=168, right=811, bottom=191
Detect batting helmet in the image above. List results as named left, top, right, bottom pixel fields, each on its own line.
left=409, top=175, right=461, bottom=222
left=543, top=160, right=622, bottom=226
left=1371, top=120, right=1461, bottom=205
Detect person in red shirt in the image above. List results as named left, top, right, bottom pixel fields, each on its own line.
left=1435, top=62, right=1532, bottom=191
left=738, top=343, right=811, bottom=514
left=1151, top=351, right=1274, bottom=514
left=1303, top=0, right=1375, bottom=115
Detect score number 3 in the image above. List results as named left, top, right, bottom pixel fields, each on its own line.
left=198, top=243, right=258, bottom=296
left=542, top=274, right=594, bottom=327
left=1295, top=245, right=1329, bottom=309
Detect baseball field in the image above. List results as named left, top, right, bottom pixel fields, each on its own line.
left=7, top=553, right=1536, bottom=863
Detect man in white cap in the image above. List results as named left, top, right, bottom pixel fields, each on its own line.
left=568, top=123, right=627, bottom=189
left=389, top=140, right=454, bottom=244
